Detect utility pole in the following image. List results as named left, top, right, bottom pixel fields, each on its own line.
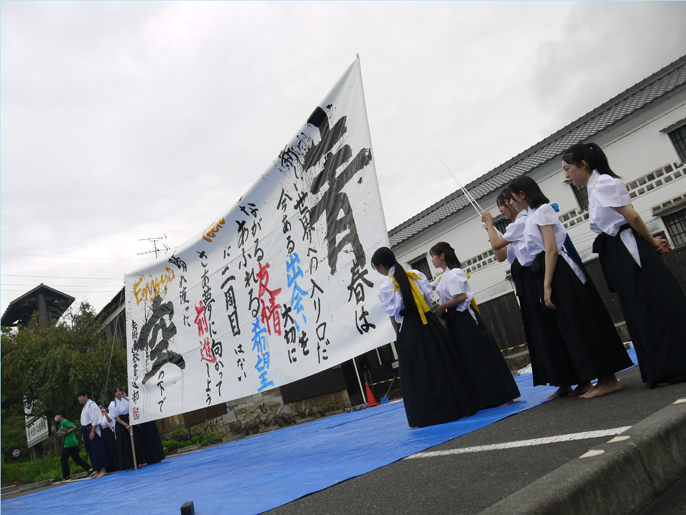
left=138, top=235, right=170, bottom=259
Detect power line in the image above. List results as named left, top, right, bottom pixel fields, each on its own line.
left=1, top=253, right=148, bottom=261
left=1, top=289, right=122, bottom=293
left=1, top=274, right=122, bottom=279
left=1, top=283, right=123, bottom=288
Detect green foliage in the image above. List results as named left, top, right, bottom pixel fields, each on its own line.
left=1, top=450, right=90, bottom=483
left=170, top=428, right=188, bottom=437
left=1, top=302, right=127, bottom=461
left=0, top=414, right=40, bottom=463
left=201, top=433, right=223, bottom=446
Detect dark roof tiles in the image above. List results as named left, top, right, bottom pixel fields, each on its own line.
left=389, top=55, right=686, bottom=247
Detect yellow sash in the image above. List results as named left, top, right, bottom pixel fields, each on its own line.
left=390, top=271, right=430, bottom=325
left=438, top=272, right=481, bottom=316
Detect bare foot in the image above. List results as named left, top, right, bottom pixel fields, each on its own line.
left=570, top=381, right=595, bottom=397
left=93, top=471, right=107, bottom=479
left=656, top=383, right=670, bottom=388
left=580, top=376, right=622, bottom=398
left=548, top=386, right=573, bottom=399
left=496, top=400, right=515, bottom=407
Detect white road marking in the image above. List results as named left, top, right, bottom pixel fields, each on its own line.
left=405, top=427, right=631, bottom=459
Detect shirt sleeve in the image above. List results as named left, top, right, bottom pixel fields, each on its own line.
left=502, top=217, right=525, bottom=242
left=593, top=175, right=631, bottom=208
left=530, top=204, right=559, bottom=227
left=411, top=270, right=434, bottom=306
left=61, top=419, right=75, bottom=430
left=378, top=278, right=402, bottom=318
left=108, top=401, right=118, bottom=419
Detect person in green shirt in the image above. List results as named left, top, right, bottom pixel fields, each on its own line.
left=53, top=410, right=92, bottom=481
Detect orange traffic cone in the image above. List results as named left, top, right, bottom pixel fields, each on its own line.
left=365, top=382, right=378, bottom=407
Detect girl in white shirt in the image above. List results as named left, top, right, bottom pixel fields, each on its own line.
left=372, top=246, right=479, bottom=427
left=429, top=241, right=520, bottom=409
left=563, top=142, right=686, bottom=388
left=509, top=176, right=633, bottom=399
left=483, top=189, right=578, bottom=398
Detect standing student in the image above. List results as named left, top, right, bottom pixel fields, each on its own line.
left=509, top=176, right=634, bottom=399
left=563, top=142, right=686, bottom=388
left=108, top=386, right=136, bottom=470
left=78, top=389, right=111, bottom=479
left=372, top=247, right=479, bottom=428
left=429, top=241, right=520, bottom=408
left=100, top=406, right=120, bottom=472
left=482, top=190, right=579, bottom=398
left=53, top=410, right=92, bottom=481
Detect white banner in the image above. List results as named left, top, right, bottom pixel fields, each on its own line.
left=125, top=59, right=395, bottom=424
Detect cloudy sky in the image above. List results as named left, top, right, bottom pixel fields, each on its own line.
left=2, top=1, right=686, bottom=319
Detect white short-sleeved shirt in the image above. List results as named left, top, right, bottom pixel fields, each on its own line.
left=80, top=400, right=102, bottom=436
left=588, top=170, right=641, bottom=267
left=378, top=265, right=433, bottom=324
left=101, top=412, right=116, bottom=433
left=523, top=204, right=587, bottom=284
left=502, top=211, right=533, bottom=266
left=108, top=397, right=130, bottom=420
left=430, top=267, right=477, bottom=322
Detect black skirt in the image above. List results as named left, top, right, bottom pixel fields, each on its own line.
left=594, top=228, right=686, bottom=387
left=101, top=427, right=120, bottom=472
left=396, top=308, right=479, bottom=428
left=517, top=263, right=580, bottom=387
left=443, top=307, right=520, bottom=408
left=115, top=415, right=166, bottom=467
left=531, top=252, right=634, bottom=382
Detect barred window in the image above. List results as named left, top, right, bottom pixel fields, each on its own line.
left=668, top=125, right=686, bottom=163
left=494, top=216, right=512, bottom=235
left=663, top=208, right=686, bottom=248
left=409, top=256, right=433, bottom=281
left=572, top=184, right=589, bottom=211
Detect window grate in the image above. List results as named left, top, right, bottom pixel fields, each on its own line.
left=663, top=208, right=686, bottom=248
left=668, top=125, right=686, bottom=163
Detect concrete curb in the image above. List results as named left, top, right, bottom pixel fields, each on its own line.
left=480, top=398, right=686, bottom=515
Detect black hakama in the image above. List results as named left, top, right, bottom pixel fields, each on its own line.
left=80, top=424, right=111, bottom=471
left=593, top=227, right=686, bottom=387
left=515, top=262, right=581, bottom=387
left=135, top=420, right=166, bottom=465
left=530, top=252, right=634, bottom=382
left=116, top=415, right=166, bottom=467
left=396, top=308, right=479, bottom=428
left=443, top=308, right=520, bottom=408
left=102, top=426, right=120, bottom=472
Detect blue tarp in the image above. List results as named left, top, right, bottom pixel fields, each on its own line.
left=2, top=349, right=637, bottom=515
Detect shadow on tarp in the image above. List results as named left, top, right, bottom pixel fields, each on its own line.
left=2, top=349, right=637, bottom=515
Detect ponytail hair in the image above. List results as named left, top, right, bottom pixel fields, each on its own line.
left=429, top=242, right=461, bottom=270
left=371, top=247, right=416, bottom=311
left=562, top=142, right=620, bottom=178
left=508, top=176, right=549, bottom=209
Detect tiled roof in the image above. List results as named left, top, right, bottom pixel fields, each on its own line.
left=389, top=54, right=686, bottom=247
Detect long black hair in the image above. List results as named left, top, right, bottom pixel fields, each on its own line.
left=562, top=142, right=620, bottom=178
left=508, top=176, right=549, bottom=209
left=371, top=247, right=416, bottom=311
left=429, top=242, right=461, bottom=270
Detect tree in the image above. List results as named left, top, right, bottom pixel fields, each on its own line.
left=1, top=301, right=127, bottom=460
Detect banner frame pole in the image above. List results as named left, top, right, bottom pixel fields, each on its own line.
left=352, top=358, right=367, bottom=404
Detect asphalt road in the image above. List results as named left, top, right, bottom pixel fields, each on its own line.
left=266, top=365, right=686, bottom=514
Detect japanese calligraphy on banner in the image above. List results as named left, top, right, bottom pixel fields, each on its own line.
left=125, top=59, right=395, bottom=424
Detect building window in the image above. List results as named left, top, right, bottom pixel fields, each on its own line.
left=663, top=208, right=686, bottom=248
left=667, top=125, right=686, bottom=163
left=572, top=184, right=589, bottom=211
left=409, top=256, right=433, bottom=281
left=493, top=216, right=512, bottom=235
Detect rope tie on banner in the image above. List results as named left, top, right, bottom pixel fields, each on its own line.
left=103, top=287, right=125, bottom=397
left=359, top=57, right=502, bottom=236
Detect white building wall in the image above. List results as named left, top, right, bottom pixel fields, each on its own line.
left=392, top=92, right=686, bottom=306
